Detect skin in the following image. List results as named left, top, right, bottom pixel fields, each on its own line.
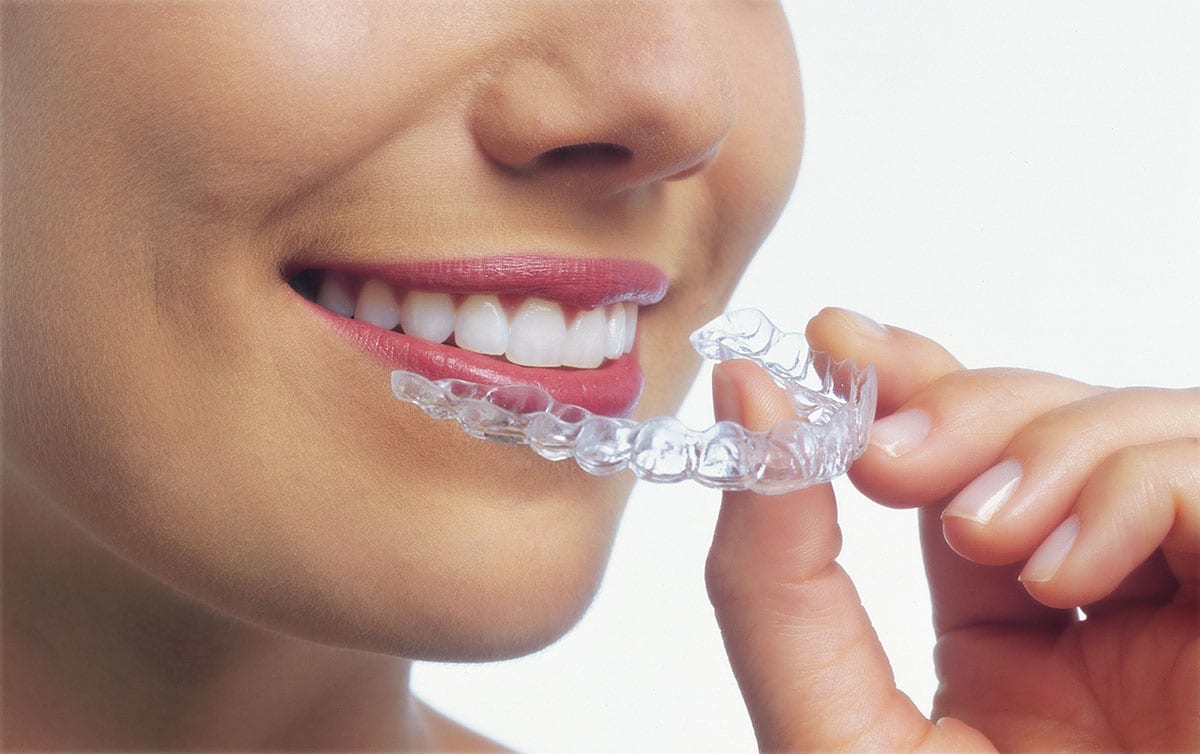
left=4, top=2, right=1196, bottom=752
left=709, top=311, right=1198, bottom=751
left=1, top=0, right=802, bottom=749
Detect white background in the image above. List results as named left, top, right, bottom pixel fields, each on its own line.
left=413, top=2, right=1199, bottom=751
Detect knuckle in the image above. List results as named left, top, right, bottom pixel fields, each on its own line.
left=1002, top=386, right=1180, bottom=466
left=1005, top=404, right=1093, bottom=464
left=704, top=543, right=767, bottom=613
left=1088, top=437, right=1200, bottom=504
left=925, top=366, right=1027, bottom=400
left=1178, top=436, right=1200, bottom=491
left=1104, top=442, right=1151, bottom=474
left=921, top=367, right=1098, bottom=425
left=704, top=560, right=741, bottom=614
left=1186, top=435, right=1200, bottom=457
left=704, top=545, right=739, bottom=603
left=1093, top=444, right=1161, bottom=501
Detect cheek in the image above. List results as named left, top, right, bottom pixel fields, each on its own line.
left=6, top=303, right=632, bottom=660
left=44, top=1, right=483, bottom=210
left=2, top=227, right=631, bottom=661
left=710, top=5, right=804, bottom=264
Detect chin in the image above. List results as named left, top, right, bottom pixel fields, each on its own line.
left=348, top=472, right=634, bottom=661
left=138, top=452, right=638, bottom=663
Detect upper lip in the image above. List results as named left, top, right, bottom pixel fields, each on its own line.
left=288, top=253, right=669, bottom=308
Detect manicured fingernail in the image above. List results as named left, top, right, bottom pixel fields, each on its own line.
left=943, top=459, right=1023, bottom=525
left=838, top=308, right=889, bottom=339
left=1020, top=515, right=1081, bottom=583
left=869, top=409, right=931, bottom=457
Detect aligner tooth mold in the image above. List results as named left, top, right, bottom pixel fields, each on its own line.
left=390, top=309, right=877, bottom=494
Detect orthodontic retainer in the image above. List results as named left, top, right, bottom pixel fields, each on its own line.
left=390, top=309, right=877, bottom=494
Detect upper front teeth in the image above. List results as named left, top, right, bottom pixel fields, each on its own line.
left=562, top=307, right=607, bottom=368
left=323, top=273, right=638, bottom=368
left=356, top=279, right=401, bottom=331
left=398, top=291, right=455, bottom=344
left=507, top=298, right=568, bottom=367
left=453, top=294, right=508, bottom=356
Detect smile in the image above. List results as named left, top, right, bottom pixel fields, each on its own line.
left=297, top=273, right=638, bottom=369
left=288, top=255, right=669, bottom=417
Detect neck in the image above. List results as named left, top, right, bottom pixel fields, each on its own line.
left=1, top=473, right=431, bottom=750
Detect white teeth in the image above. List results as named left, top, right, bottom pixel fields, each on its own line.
left=454, top=294, right=508, bottom=355
left=562, top=307, right=607, bottom=368
left=506, top=298, right=567, bottom=367
left=355, top=279, right=401, bottom=330
left=342, top=276, right=640, bottom=367
left=604, top=304, right=626, bottom=360
left=316, top=273, right=356, bottom=318
left=398, top=291, right=455, bottom=344
left=622, top=302, right=637, bottom=353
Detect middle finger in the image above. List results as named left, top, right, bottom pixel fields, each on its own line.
left=851, top=367, right=1101, bottom=509
left=942, top=386, right=1200, bottom=566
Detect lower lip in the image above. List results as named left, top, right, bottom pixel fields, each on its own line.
left=302, top=299, right=644, bottom=418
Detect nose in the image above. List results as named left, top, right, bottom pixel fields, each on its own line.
left=469, top=2, right=737, bottom=195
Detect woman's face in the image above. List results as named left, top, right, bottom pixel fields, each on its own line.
left=3, top=1, right=802, bottom=658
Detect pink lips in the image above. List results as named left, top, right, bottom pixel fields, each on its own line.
left=297, top=255, right=668, bottom=417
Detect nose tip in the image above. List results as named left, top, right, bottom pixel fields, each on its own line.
left=469, top=5, right=737, bottom=194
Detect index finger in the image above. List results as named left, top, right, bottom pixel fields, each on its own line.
left=805, top=307, right=964, bottom=416
left=706, top=360, right=990, bottom=751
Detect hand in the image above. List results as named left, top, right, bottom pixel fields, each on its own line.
left=706, top=308, right=1198, bottom=752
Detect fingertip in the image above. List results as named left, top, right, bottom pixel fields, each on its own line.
left=711, top=361, right=746, bottom=425
left=940, top=511, right=1031, bottom=567
left=847, top=450, right=942, bottom=509
left=708, top=360, right=839, bottom=573
left=845, top=404, right=949, bottom=510
left=805, top=307, right=889, bottom=361
left=867, top=407, right=933, bottom=459
left=711, top=359, right=794, bottom=432
left=1018, top=515, right=1081, bottom=585
left=808, top=307, right=964, bottom=418
left=831, top=307, right=890, bottom=340
left=1016, top=511, right=1152, bottom=610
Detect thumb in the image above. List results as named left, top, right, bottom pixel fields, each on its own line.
left=705, top=360, right=989, bottom=752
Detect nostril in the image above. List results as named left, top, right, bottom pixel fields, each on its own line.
left=537, top=142, right=633, bottom=171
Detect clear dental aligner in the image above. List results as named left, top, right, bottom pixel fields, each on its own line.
left=390, top=309, right=877, bottom=494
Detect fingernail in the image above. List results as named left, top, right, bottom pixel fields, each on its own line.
left=838, top=308, right=889, bottom=339
left=712, top=368, right=744, bottom=425
left=869, top=409, right=931, bottom=457
left=943, top=459, right=1023, bottom=525
left=1020, top=515, right=1081, bottom=583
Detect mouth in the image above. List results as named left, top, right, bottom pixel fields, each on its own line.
left=286, top=255, right=669, bottom=417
